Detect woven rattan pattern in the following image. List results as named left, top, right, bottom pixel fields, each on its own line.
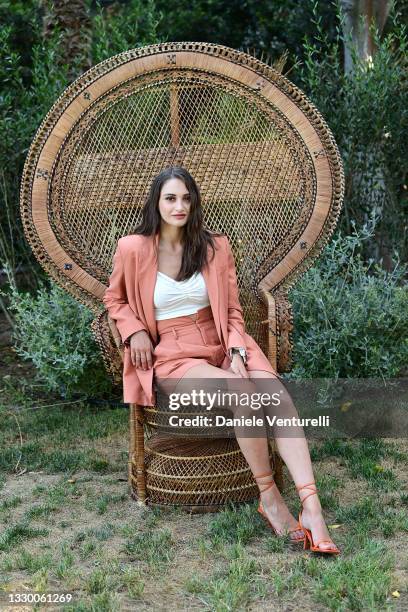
left=20, top=42, right=344, bottom=509
left=141, top=436, right=274, bottom=506
left=50, top=69, right=312, bottom=287
left=20, top=41, right=344, bottom=319
left=49, top=70, right=314, bottom=350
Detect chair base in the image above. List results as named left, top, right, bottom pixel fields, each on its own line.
left=130, top=490, right=260, bottom=514
left=129, top=433, right=278, bottom=513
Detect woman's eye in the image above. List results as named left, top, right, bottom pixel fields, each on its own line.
left=164, top=196, right=190, bottom=201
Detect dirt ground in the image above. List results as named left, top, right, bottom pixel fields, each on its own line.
left=1, top=310, right=408, bottom=611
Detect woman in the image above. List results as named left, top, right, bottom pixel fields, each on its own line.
left=103, top=166, right=339, bottom=555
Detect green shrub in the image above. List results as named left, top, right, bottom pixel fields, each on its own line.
left=288, top=215, right=408, bottom=379
left=0, top=0, right=161, bottom=282
left=296, top=0, right=408, bottom=267
left=3, top=272, right=114, bottom=399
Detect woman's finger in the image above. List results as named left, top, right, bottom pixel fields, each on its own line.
left=135, top=351, right=142, bottom=369
left=139, top=351, right=147, bottom=369
left=240, top=363, right=249, bottom=378
left=132, top=346, right=154, bottom=370
left=239, top=368, right=248, bottom=378
left=231, top=363, right=241, bottom=376
left=146, top=348, right=153, bottom=369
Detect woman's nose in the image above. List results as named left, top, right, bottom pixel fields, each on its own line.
left=175, top=202, right=187, bottom=211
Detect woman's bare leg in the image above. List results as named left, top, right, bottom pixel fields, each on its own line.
left=248, top=370, right=338, bottom=552
left=171, top=362, right=304, bottom=539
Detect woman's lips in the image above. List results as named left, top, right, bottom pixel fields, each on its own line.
left=173, top=214, right=186, bottom=218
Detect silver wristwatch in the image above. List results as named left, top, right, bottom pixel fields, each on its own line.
left=228, top=347, right=247, bottom=365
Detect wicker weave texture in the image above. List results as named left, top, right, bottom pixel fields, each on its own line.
left=20, top=42, right=344, bottom=320
left=20, top=42, right=344, bottom=510
left=136, top=435, right=274, bottom=508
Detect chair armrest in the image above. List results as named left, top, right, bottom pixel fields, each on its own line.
left=259, top=288, right=278, bottom=371
left=259, top=288, right=293, bottom=373
left=91, top=310, right=124, bottom=386
left=107, top=314, right=124, bottom=357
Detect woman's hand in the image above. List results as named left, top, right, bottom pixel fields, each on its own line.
left=129, top=330, right=154, bottom=370
left=228, top=353, right=249, bottom=378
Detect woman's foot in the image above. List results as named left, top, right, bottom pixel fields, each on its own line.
left=257, top=474, right=304, bottom=541
left=297, top=482, right=339, bottom=553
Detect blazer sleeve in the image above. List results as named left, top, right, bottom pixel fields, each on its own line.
left=103, top=240, right=148, bottom=344
left=224, top=236, right=247, bottom=350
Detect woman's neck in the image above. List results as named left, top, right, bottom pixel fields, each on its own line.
left=158, top=225, right=184, bottom=252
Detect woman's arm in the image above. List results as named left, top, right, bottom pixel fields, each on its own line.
left=224, top=236, right=247, bottom=351
left=103, top=240, right=148, bottom=345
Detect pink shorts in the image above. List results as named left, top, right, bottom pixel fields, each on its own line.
left=153, top=305, right=280, bottom=387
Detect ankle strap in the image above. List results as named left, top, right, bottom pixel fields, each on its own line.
left=254, top=471, right=275, bottom=495
left=254, top=471, right=273, bottom=480
left=296, top=481, right=317, bottom=504
left=257, top=480, right=276, bottom=495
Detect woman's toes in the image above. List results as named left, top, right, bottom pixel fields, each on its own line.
left=288, top=524, right=304, bottom=540
left=319, top=541, right=337, bottom=552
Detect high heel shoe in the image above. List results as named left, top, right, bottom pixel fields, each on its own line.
left=255, top=471, right=305, bottom=542
left=296, top=481, right=340, bottom=555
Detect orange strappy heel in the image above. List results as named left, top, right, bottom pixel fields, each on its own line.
left=255, top=471, right=305, bottom=542
left=296, top=481, right=340, bottom=555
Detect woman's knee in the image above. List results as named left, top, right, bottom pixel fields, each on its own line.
left=182, top=363, right=241, bottom=380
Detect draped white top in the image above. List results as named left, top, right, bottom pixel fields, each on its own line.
left=153, top=270, right=210, bottom=320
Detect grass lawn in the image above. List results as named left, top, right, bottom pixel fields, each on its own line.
left=1, top=346, right=407, bottom=611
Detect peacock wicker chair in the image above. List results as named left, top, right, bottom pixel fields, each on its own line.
left=20, top=41, right=344, bottom=513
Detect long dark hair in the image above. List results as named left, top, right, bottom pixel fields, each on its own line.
left=133, top=166, right=225, bottom=282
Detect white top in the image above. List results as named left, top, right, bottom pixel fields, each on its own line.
left=154, top=270, right=210, bottom=320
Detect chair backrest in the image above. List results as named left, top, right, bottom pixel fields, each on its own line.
left=20, top=42, right=344, bottom=351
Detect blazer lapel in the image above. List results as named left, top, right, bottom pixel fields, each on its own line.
left=137, top=233, right=159, bottom=345
left=201, top=244, right=224, bottom=349
left=137, top=233, right=225, bottom=349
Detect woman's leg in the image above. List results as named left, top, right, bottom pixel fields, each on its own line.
left=174, top=362, right=304, bottom=539
left=248, top=370, right=338, bottom=552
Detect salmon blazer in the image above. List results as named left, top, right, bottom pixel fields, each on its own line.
left=103, top=232, right=247, bottom=405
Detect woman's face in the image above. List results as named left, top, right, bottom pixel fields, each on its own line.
left=158, top=177, right=191, bottom=228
